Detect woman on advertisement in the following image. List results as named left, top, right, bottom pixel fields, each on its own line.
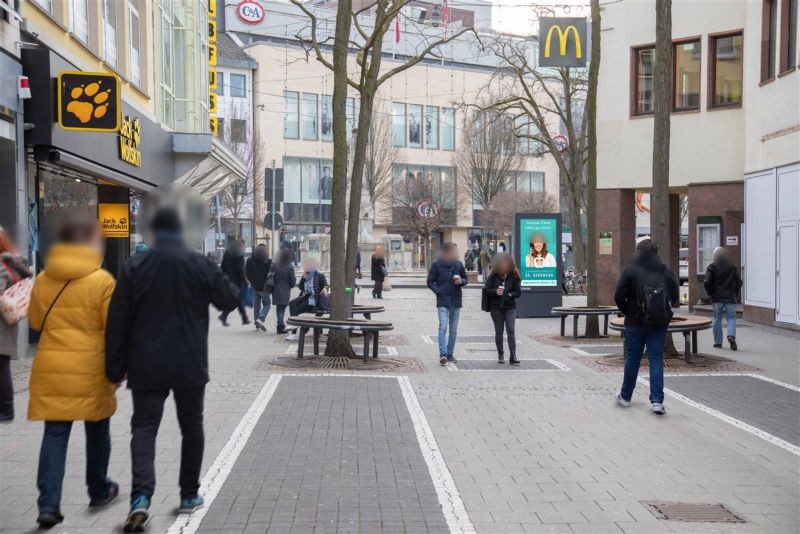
left=525, top=232, right=557, bottom=268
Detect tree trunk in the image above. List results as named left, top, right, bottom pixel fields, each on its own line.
left=568, top=186, right=584, bottom=275
left=584, top=0, right=602, bottom=337
left=652, top=0, right=679, bottom=357
left=324, top=0, right=355, bottom=357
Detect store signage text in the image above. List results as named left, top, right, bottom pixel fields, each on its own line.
left=118, top=115, right=142, bottom=167
left=237, top=1, right=265, bottom=24
left=57, top=71, right=121, bottom=132
left=538, top=17, right=587, bottom=68
left=209, top=0, right=219, bottom=136
left=98, top=203, right=130, bottom=238
left=415, top=199, right=440, bottom=219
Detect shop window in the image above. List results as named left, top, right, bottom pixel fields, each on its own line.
left=230, top=74, right=246, bottom=97
left=632, top=46, right=655, bottom=115
left=392, top=102, right=406, bottom=147
left=129, top=0, right=141, bottom=86
left=441, top=107, right=455, bottom=150
left=216, top=72, right=225, bottom=95
left=284, top=91, right=299, bottom=139
left=230, top=119, right=246, bottom=143
left=103, top=0, right=118, bottom=68
left=697, top=223, right=721, bottom=274
left=425, top=106, right=439, bottom=149
left=216, top=118, right=225, bottom=140
left=780, top=0, right=798, bottom=72
left=673, top=39, right=701, bottom=111
left=761, top=0, right=779, bottom=81
left=70, top=0, right=89, bottom=44
left=301, top=93, right=318, bottom=140
left=282, top=157, right=333, bottom=207
left=320, top=95, right=333, bottom=141
left=709, top=32, right=743, bottom=108
left=408, top=104, right=423, bottom=148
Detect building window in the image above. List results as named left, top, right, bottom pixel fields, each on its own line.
left=230, top=74, right=246, bottom=97
left=697, top=223, right=721, bottom=274
left=103, top=0, right=118, bottom=68
left=633, top=46, right=655, bottom=115
left=216, top=72, right=224, bottom=95
left=70, top=0, right=89, bottom=44
left=710, top=32, right=743, bottom=108
left=345, top=97, right=358, bottom=136
left=284, top=91, right=299, bottom=139
left=32, top=0, right=51, bottom=13
left=425, top=106, right=439, bottom=149
left=762, top=0, right=779, bottom=81
left=129, top=0, right=141, bottom=86
left=780, top=0, right=798, bottom=72
left=283, top=157, right=334, bottom=206
left=408, top=104, right=423, bottom=148
left=441, top=107, right=455, bottom=150
left=392, top=165, right=456, bottom=208
left=301, top=93, right=318, bottom=140
left=216, top=118, right=225, bottom=140
left=673, top=39, right=701, bottom=111
left=230, top=119, right=247, bottom=143
left=320, top=95, right=333, bottom=141
left=392, top=102, right=406, bottom=147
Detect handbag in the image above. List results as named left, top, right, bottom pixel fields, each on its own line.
left=382, top=277, right=392, bottom=292
left=240, top=286, right=254, bottom=308
left=0, top=259, right=34, bottom=325
left=263, top=268, right=276, bottom=294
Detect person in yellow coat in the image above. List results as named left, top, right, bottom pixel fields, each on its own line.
left=28, top=218, right=119, bottom=529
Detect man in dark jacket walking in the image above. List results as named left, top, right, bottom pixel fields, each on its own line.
left=271, top=250, right=296, bottom=334
left=219, top=239, right=248, bottom=326
left=105, top=208, right=239, bottom=532
left=427, top=243, right=468, bottom=365
left=613, top=239, right=679, bottom=415
left=704, top=247, right=742, bottom=350
left=245, top=244, right=273, bottom=331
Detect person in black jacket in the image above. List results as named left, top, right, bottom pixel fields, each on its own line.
left=105, top=208, right=238, bottom=531
left=427, top=243, right=468, bottom=365
left=286, top=257, right=329, bottom=340
left=704, top=246, right=742, bottom=350
left=271, top=250, right=296, bottom=334
left=613, top=239, right=679, bottom=415
left=483, top=254, right=522, bottom=365
left=219, top=240, right=249, bottom=326
left=245, top=244, right=273, bottom=331
left=370, top=246, right=387, bottom=299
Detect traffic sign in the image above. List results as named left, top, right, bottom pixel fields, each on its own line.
left=264, top=212, right=283, bottom=231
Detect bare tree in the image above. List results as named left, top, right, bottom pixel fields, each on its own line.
left=454, top=107, right=524, bottom=240
left=364, top=106, right=399, bottom=209
left=482, top=36, right=589, bottom=274
left=289, top=0, right=474, bottom=357
left=393, top=172, right=456, bottom=268
left=481, top=190, right=558, bottom=238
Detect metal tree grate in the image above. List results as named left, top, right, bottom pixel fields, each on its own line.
left=643, top=502, right=746, bottom=523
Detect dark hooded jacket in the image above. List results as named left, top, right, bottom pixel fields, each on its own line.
left=614, top=250, right=680, bottom=327
left=704, top=258, right=742, bottom=303
left=427, top=259, right=468, bottom=308
left=245, top=246, right=273, bottom=292
left=221, top=245, right=247, bottom=287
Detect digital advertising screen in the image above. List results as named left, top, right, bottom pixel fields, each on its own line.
left=518, top=215, right=561, bottom=287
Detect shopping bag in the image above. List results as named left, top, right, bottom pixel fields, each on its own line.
left=382, top=277, right=392, bottom=292
left=0, top=276, right=33, bottom=325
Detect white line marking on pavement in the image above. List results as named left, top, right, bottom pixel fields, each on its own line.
left=660, top=372, right=800, bottom=392
left=397, top=376, right=475, bottom=534
left=637, top=377, right=800, bottom=456
left=546, top=359, right=572, bottom=371
left=568, top=345, right=621, bottom=356
left=166, top=374, right=283, bottom=534
left=452, top=359, right=571, bottom=372
left=421, top=334, right=434, bottom=344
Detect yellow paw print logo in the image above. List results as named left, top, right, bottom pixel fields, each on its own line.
left=66, top=81, right=111, bottom=124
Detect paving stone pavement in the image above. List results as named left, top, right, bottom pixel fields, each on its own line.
left=1, top=288, right=799, bottom=534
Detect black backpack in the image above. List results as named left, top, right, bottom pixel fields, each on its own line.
left=635, top=268, right=672, bottom=327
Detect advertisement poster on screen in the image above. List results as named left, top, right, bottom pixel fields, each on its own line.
left=517, top=215, right=560, bottom=287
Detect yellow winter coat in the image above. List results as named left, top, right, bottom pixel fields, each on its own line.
left=28, top=244, right=117, bottom=421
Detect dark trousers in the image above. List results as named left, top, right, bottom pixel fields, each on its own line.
left=620, top=325, right=666, bottom=404
left=373, top=281, right=383, bottom=298
left=490, top=308, right=516, bottom=356
left=221, top=303, right=248, bottom=323
left=0, top=355, right=12, bottom=417
left=276, top=305, right=287, bottom=331
left=37, top=418, right=112, bottom=513
left=130, top=387, right=205, bottom=501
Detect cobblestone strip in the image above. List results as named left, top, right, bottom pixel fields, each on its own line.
left=398, top=376, right=475, bottom=534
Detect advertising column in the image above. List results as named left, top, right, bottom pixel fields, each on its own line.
left=515, top=213, right=563, bottom=317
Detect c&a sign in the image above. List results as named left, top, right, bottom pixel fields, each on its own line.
left=538, top=17, right=587, bottom=68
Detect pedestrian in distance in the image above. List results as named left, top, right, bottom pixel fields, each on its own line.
left=286, top=257, right=329, bottom=341
left=0, top=227, right=32, bottom=422
left=704, top=246, right=742, bottom=350
left=427, top=242, right=468, bottom=365
left=219, top=239, right=249, bottom=326
left=482, top=253, right=522, bottom=365
left=105, top=207, right=239, bottom=533
left=272, top=249, right=296, bottom=334
left=371, top=246, right=387, bottom=299
left=614, top=239, right=679, bottom=415
left=245, top=243, right=273, bottom=331
left=27, top=218, right=119, bottom=529
left=479, top=248, right=492, bottom=281
left=355, top=248, right=362, bottom=293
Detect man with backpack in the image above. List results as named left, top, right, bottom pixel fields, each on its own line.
left=245, top=244, right=273, bottom=331
left=613, top=239, right=679, bottom=415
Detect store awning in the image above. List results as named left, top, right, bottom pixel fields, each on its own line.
left=173, top=135, right=247, bottom=198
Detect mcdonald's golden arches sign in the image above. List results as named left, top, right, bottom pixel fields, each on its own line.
left=538, top=17, right=587, bottom=68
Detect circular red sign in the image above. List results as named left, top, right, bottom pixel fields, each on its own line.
left=415, top=199, right=440, bottom=219
left=237, top=1, right=265, bottom=24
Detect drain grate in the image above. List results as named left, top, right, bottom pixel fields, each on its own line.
left=643, top=502, right=745, bottom=523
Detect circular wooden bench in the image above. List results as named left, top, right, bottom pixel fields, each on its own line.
left=609, top=314, right=712, bottom=363
left=286, top=315, right=394, bottom=363
left=550, top=306, right=618, bottom=339
left=311, top=304, right=385, bottom=320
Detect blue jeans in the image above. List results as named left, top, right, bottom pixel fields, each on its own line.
left=254, top=291, right=271, bottom=322
left=275, top=305, right=287, bottom=331
left=437, top=307, right=461, bottom=356
left=37, top=419, right=112, bottom=513
left=620, top=325, right=666, bottom=404
left=712, top=302, right=736, bottom=345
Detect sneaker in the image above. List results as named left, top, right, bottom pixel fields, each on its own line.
left=89, top=480, right=119, bottom=508
left=255, top=320, right=266, bottom=331
left=713, top=343, right=722, bottom=348
left=727, top=336, right=737, bottom=351
left=178, top=495, right=205, bottom=514
left=439, top=355, right=448, bottom=366
left=276, top=328, right=288, bottom=335
left=651, top=403, right=666, bottom=415
left=447, top=355, right=458, bottom=363
left=285, top=332, right=299, bottom=341
left=36, top=510, right=64, bottom=529
left=123, top=495, right=150, bottom=533
left=615, top=391, right=631, bottom=407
